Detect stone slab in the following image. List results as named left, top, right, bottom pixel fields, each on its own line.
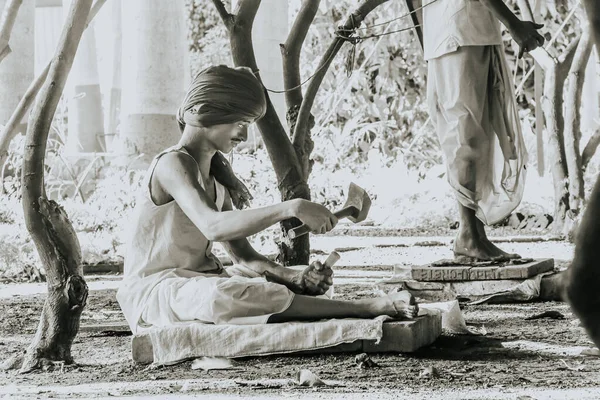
left=362, top=312, right=441, bottom=353
left=131, top=313, right=442, bottom=364
left=82, top=262, right=123, bottom=274
left=394, top=258, right=554, bottom=282
left=79, top=322, right=131, bottom=334
left=378, top=271, right=564, bottom=303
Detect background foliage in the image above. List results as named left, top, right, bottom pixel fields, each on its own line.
left=1, top=0, right=598, bottom=280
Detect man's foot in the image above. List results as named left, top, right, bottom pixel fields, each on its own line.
left=454, top=204, right=521, bottom=262
left=453, top=226, right=520, bottom=262
left=475, top=217, right=520, bottom=260
left=374, top=290, right=419, bottom=320
left=481, top=237, right=521, bottom=260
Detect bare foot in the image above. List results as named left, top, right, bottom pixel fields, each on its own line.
left=481, top=237, right=520, bottom=260
left=475, top=219, right=520, bottom=260
left=454, top=205, right=520, bottom=262
left=375, top=290, right=419, bottom=320
left=453, top=227, right=520, bottom=262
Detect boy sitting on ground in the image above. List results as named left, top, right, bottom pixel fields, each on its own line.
left=116, top=65, right=418, bottom=334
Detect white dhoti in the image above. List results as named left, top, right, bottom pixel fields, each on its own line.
left=139, top=267, right=295, bottom=330
left=427, top=45, right=527, bottom=225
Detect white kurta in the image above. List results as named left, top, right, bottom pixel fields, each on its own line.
left=424, top=0, right=528, bottom=225
left=423, top=0, right=503, bottom=60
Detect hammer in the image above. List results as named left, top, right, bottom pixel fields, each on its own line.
left=287, top=182, right=372, bottom=240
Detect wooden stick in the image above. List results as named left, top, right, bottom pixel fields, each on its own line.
left=323, top=251, right=341, bottom=268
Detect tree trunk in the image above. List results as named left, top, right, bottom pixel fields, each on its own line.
left=282, top=0, right=391, bottom=265
left=580, top=0, right=600, bottom=172
left=211, top=0, right=392, bottom=265
left=282, top=0, right=320, bottom=177
left=212, top=0, right=311, bottom=265
left=19, top=0, right=93, bottom=374
left=278, top=0, right=321, bottom=265
left=563, top=29, right=592, bottom=214
left=543, top=65, right=569, bottom=231
left=542, top=36, right=579, bottom=233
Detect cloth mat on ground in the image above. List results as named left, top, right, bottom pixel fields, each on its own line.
left=145, top=315, right=392, bottom=365
left=419, top=301, right=484, bottom=335
left=469, top=272, right=554, bottom=305
left=142, top=301, right=471, bottom=366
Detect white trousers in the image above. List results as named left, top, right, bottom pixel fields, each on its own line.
left=427, top=45, right=528, bottom=225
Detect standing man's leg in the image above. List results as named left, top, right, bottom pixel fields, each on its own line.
left=428, top=46, right=520, bottom=261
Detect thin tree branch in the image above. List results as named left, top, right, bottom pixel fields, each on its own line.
left=291, top=0, right=390, bottom=178
left=0, top=44, right=9, bottom=61
left=555, top=36, right=581, bottom=163
left=0, top=0, right=22, bottom=64
left=543, top=61, right=569, bottom=229
left=236, top=0, right=260, bottom=22
left=557, top=35, right=581, bottom=78
left=0, top=0, right=107, bottom=175
left=563, top=29, right=592, bottom=211
left=281, top=0, right=320, bottom=108
left=86, top=0, right=107, bottom=26
left=582, top=128, right=600, bottom=169
left=210, top=0, right=233, bottom=29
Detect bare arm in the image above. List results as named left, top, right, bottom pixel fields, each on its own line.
left=156, top=152, right=293, bottom=241
left=218, top=191, right=283, bottom=276
left=155, top=152, right=337, bottom=242
left=479, top=0, right=545, bottom=58
left=220, top=192, right=333, bottom=295
left=220, top=229, right=306, bottom=291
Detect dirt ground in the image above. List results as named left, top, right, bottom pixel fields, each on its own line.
left=1, top=232, right=599, bottom=399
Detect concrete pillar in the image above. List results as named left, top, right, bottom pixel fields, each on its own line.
left=0, top=0, right=34, bottom=128
left=34, top=3, right=62, bottom=75
left=119, top=0, right=187, bottom=161
left=63, top=0, right=105, bottom=153
left=94, top=0, right=121, bottom=152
